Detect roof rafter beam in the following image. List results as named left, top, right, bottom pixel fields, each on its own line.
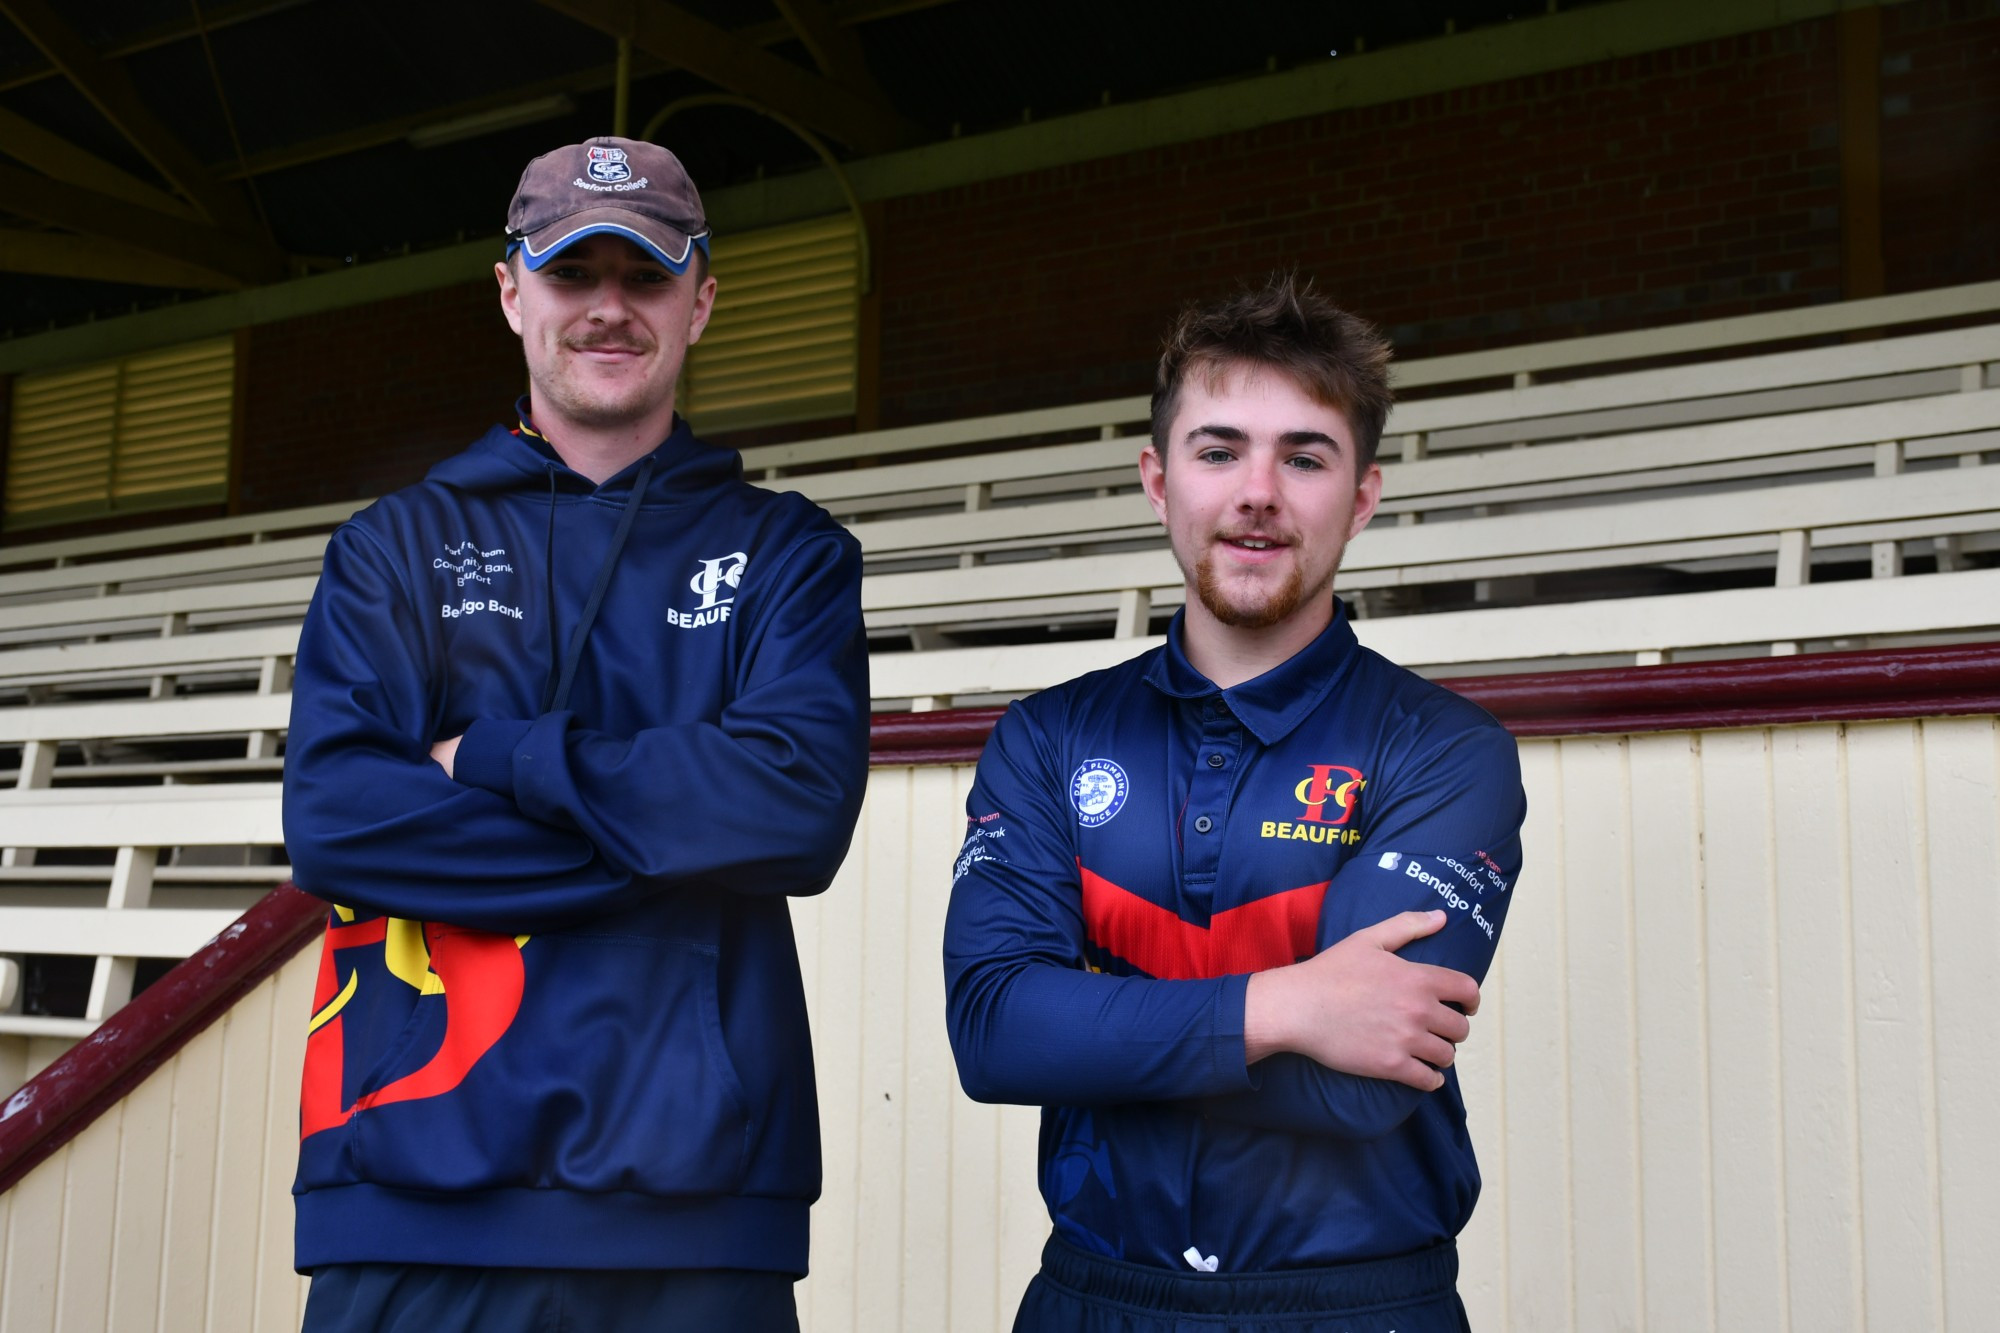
left=0, top=0, right=308, bottom=94
left=771, top=0, right=890, bottom=101
left=213, top=61, right=647, bottom=182
left=0, top=229, right=243, bottom=288
left=736, top=0, right=958, bottom=46
left=0, top=0, right=265, bottom=237
left=205, top=0, right=962, bottom=183
left=537, top=0, right=917, bottom=152
left=0, top=163, right=283, bottom=286
left=0, top=106, right=200, bottom=220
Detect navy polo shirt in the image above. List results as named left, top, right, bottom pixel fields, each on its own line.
left=943, top=602, right=1526, bottom=1272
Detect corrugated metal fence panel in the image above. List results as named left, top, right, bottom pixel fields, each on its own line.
left=5, top=719, right=1995, bottom=1331
left=794, top=720, right=2000, bottom=1333
left=0, top=941, right=313, bottom=1333
left=683, top=214, right=859, bottom=434
left=791, top=764, right=1048, bottom=1333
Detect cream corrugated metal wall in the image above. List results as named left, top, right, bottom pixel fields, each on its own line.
left=5, top=717, right=1997, bottom=1330
left=0, top=938, right=314, bottom=1332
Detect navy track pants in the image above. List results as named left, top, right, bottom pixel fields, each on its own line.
left=1013, top=1236, right=1471, bottom=1333
left=302, top=1263, right=798, bottom=1333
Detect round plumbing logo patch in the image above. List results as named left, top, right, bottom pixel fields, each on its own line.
left=1069, top=759, right=1129, bottom=828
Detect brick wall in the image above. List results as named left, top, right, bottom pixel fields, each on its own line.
left=878, top=20, right=1850, bottom=425
left=216, top=1, right=2000, bottom=496
left=236, top=278, right=523, bottom=511
left=1881, top=0, right=2000, bottom=293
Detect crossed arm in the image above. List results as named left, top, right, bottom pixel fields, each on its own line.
left=283, top=522, right=869, bottom=934
left=943, top=701, right=1523, bottom=1137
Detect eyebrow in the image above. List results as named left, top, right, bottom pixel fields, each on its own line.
left=1183, top=424, right=1343, bottom=451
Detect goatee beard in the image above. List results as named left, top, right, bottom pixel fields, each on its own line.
left=1193, top=552, right=1307, bottom=630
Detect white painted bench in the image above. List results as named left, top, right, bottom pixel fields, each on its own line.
left=0, top=534, right=329, bottom=606
left=838, top=387, right=2000, bottom=573
left=868, top=566, right=2000, bottom=705
left=739, top=282, right=2000, bottom=479
left=0, top=783, right=286, bottom=1037
left=858, top=462, right=2000, bottom=641
left=0, top=576, right=318, bottom=649
left=0, top=624, right=298, bottom=700
left=796, top=374, right=2000, bottom=576
left=0, top=499, right=358, bottom=574
left=0, top=692, right=293, bottom=793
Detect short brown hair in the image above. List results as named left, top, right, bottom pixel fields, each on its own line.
left=1150, top=273, right=1394, bottom=471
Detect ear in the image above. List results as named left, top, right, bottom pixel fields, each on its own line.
left=1139, top=443, right=1170, bottom=527
left=495, top=261, right=524, bottom=336
left=685, top=274, right=719, bottom=345
left=1347, top=462, right=1383, bottom=541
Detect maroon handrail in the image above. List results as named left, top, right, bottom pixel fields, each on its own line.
left=868, top=641, right=2000, bottom=761
left=0, top=885, right=327, bottom=1194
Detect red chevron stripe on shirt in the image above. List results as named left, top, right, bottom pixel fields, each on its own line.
left=1079, top=860, right=1327, bottom=979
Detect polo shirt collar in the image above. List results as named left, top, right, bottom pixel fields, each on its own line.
left=1143, top=599, right=1363, bottom=746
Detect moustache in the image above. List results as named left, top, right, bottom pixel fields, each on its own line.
left=1212, top=530, right=1297, bottom=546
left=562, top=335, right=655, bottom=354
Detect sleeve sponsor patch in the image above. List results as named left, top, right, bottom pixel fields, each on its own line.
left=1369, top=850, right=1511, bottom=940
left=954, top=823, right=1010, bottom=884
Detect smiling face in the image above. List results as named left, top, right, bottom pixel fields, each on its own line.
left=1141, top=359, right=1381, bottom=664
left=495, top=233, right=716, bottom=441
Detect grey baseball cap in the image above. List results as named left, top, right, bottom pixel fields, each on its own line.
left=505, top=136, right=711, bottom=273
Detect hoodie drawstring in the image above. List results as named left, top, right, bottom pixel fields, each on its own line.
left=541, top=464, right=560, bottom=711
left=542, top=455, right=655, bottom=714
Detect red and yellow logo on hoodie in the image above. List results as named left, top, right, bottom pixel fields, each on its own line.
left=299, top=909, right=527, bottom=1141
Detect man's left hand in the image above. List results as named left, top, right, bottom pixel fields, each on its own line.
left=431, top=735, right=462, bottom=778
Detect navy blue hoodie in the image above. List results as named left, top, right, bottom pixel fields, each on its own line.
left=283, top=411, right=868, bottom=1275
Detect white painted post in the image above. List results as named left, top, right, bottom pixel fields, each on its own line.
left=1114, top=588, right=1152, bottom=639
left=1776, top=530, right=1811, bottom=587
left=84, top=845, right=159, bottom=1022
left=151, top=612, right=188, bottom=699
left=248, top=655, right=293, bottom=759
left=1870, top=445, right=1905, bottom=578
left=2, top=739, right=58, bottom=868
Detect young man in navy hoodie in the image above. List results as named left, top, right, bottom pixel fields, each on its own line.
left=283, top=137, right=869, bottom=1331
left=945, top=276, right=1526, bottom=1332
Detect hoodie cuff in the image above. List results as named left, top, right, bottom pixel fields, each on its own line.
left=454, top=719, right=534, bottom=798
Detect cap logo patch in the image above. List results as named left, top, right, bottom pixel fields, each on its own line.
left=585, top=144, right=631, bottom=184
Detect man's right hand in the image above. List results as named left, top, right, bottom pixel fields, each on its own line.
left=1242, top=910, right=1479, bottom=1092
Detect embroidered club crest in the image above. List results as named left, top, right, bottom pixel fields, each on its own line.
left=586, top=145, right=631, bottom=184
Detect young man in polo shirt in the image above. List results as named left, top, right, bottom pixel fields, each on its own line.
left=945, top=274, right=1524, bottom=1332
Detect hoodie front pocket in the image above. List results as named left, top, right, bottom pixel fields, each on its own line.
left=348, top=931, right=752, bottom=1197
